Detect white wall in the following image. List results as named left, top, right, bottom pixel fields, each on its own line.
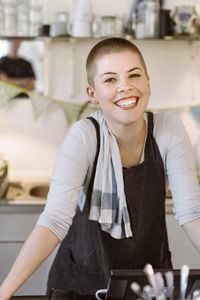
left=0, top=99, right=67, bottom=182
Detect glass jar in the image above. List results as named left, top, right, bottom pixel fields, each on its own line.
left=29, top=4, right=42, bottom=36
left=101, top=16, right=117, bottom=37
left=172, top=5, right=200, bottom=37
left=4, top=2, right=17, bottom=36
left=91, top=15, right=102, bottom=37
left=17, top=2, right=30, bottom=36
left=136, top=0, right=160, bottom=39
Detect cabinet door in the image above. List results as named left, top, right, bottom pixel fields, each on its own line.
left=0, top=213, right=39, bottom=241
left=0, top=243, right=58, bottom=295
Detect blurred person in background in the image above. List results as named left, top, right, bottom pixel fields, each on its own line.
left=0, top=40, right=36, bottom=97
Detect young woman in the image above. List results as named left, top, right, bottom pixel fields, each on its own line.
left=1, top=38, right=200, bottom=300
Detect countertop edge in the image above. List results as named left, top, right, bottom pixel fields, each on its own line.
left=0, top=204, right=45, bottom=214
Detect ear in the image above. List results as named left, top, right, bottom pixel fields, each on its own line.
left=86, top=85, right=99, bottom=105
left=147, top=74, right=151, bottom=95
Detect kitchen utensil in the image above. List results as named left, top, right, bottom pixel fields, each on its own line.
left=143, top=264, right=160, bottom=296
left=165, top=271, right=174, bottom=300
left=155, top=272, right=165, bottom=292
left=192, top=289, right=200, bottom=300
left=143, top=285, right=153, bottom=300
left=187, top=280, right=200, bottom=300
left=180, top=264, right=190, bottom=299
left=143, top=264, right=166, bottom=300
left=131, top=282, right=145, bottom=299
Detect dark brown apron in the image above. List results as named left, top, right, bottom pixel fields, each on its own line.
left=47, top=112, right=172, bottom=298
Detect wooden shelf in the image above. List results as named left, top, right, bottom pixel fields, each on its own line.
left=0, top=36, right=36, bottom=41
left=0, top=35, right=200, bottom=42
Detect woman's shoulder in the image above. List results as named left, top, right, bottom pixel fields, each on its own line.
left=153, top=110, right=186, bottom=136
left=59, top=114, right=99, bottom=159
left=152, top=110, right=192, bottom=160
left=153, top=110, right=180, bottom=124
left=68, top=111, right=102, bottom=137
left=67, top=116, right=98, bottom=138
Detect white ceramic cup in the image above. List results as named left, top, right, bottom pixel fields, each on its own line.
left=69, top=19, right=91, bottom=37
left=50, top=21, right=67, bottom=37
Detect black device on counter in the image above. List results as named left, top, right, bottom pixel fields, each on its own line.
left=105, top=269, right=200, bottom=300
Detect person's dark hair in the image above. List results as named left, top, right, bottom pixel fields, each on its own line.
left=86, top=37, right=148, bottom=87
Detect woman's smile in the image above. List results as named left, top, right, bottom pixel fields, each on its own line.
left=114, top=96, right=139, bottom=110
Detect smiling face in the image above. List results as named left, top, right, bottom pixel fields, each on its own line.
left=86, top=50, right=150, bottom=132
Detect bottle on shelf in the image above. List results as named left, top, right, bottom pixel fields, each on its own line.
left=136, top=0, right=160, bottom=39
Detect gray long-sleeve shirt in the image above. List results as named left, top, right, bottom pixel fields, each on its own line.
left=37, top=111, right=200, bottom=241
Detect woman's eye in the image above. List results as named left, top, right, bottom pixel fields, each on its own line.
left=130, top=73, right=140, bottom=78
left=104, top=77, right=116, bottom=83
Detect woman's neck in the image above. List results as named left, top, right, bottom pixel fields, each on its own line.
left=115, top=118, right=147, bottom=168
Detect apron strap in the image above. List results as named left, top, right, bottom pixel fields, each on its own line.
left=85, top=117, right=100, bottom=206
left=147, top=111, right=154, bottom=134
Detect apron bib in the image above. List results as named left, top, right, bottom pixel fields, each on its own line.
left=47, top=112, right=172, bottom=297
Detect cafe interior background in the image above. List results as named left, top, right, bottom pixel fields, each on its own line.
left=1, top=0, right=200, bottom=296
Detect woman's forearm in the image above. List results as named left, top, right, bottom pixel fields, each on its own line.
left=0, top=225, right=60, bottom=300
left=183, top=217, right=200, bottom=253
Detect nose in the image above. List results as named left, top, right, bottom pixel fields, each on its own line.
left=117, top=79, right=133, bottom=93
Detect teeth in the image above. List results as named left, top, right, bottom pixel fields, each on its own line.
left=116, top=98, right=137, bottom=107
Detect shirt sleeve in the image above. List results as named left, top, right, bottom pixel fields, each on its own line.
left=154, top=111, right=200, bottom=225
left=37, top=119, right=97, bottom=241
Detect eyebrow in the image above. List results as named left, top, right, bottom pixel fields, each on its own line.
left=101, top=67, right=142, bottom=77
left=127, top=67, right=142, bottom=73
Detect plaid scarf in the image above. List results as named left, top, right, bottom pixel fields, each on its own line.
left=88, top=111, right=132, bottom=239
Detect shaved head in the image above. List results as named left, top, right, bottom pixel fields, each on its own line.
left=86, top=37, right=148, bottom=87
